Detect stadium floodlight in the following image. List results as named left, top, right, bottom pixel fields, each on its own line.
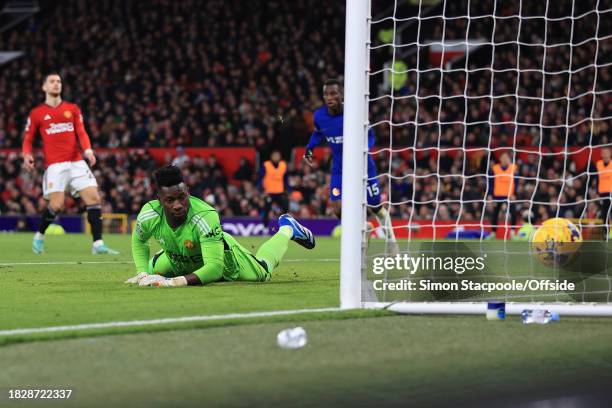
left=342, top=0, right=612, bottom=316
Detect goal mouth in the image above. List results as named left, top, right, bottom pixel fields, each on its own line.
left=362, top=240, right=612, bottom=306
left=363, top=301, right=612, bottom=317
left=342, top=0, right=612, bottom=312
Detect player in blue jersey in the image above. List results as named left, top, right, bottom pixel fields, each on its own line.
left=303, top=78, right=396, bottom=243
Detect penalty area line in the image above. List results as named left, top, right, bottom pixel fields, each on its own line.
left=0, top=307, right=342, bottom=337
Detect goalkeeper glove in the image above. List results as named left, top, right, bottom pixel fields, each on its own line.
left=150, top=276, right=188, bottom=288
left=125, top=272, right=149, bottom=284
left=138, top=274, right=167, bottom=286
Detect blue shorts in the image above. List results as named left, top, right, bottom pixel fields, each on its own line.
left=330, top=173, right=381, bottom=206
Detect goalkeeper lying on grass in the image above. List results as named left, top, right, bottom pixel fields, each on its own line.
left=126, top=165, right=315, bottom=287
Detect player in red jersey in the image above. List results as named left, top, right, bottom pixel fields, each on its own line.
left=22, top=73, right=118, bottom=254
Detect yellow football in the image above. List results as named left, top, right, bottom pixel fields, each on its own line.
left=530, top=218, right=582, bottom=267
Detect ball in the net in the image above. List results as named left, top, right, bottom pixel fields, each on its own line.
left=530, top=218, right=582, bottom=267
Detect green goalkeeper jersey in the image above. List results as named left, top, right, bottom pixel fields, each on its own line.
left=132, top=196, right=243, bottom=283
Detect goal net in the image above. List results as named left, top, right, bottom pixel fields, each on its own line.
left=342, top=0, right=612, bottom=315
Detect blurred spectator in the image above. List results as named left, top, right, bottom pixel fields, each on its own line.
left=488, top=152, right=518, bottom=232
left=172, top=147, right=190, bottom=167
left=595, top=148, right=612, bottom=237
left=233, top=157, right=254, bottom=181
left=260, top=150, right=289, bottom=224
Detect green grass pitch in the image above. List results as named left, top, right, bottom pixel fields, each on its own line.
left=1, top=233, right=612, bottom=407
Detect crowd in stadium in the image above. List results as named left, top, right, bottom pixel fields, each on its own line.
left=0, top=146, right=604, bottom=227
left=369, top=0, right=610, bottom=150
left=0, top=0, right=344, bottom=155
left=0, top=149, right=336, bottom=219
left=1, top=0, right=610, bottom=225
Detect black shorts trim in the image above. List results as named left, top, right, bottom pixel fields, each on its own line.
left=151, top=251, right=164, bottom=270
left=250, top=254, right=269, bottom=273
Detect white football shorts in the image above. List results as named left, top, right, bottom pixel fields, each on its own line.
left=42, top=160, right=98, bottom=199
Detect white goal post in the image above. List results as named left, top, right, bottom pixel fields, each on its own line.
left=341, top=0, right=612, bottom=316
left=341, top=0, right=370, bottom=309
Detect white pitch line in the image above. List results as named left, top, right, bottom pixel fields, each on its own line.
left=0, top=261, right=131, bottom=266
left=0, top=307, right=342, bottom=337
left=0, top=258, right=339, bottom=266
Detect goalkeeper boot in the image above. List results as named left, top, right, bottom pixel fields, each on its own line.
left=279, top=214, right=316, bottom=249
left=32, top=237, right=44, bottom=254
left=92, top=242, right=120, bottom=255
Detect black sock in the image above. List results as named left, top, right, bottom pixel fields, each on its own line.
left=38, top=207, right=57, bottom=234
left=87, top=205, right=103, bottom=242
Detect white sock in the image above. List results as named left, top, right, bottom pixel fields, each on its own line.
left=375, top=208, right=397, bottom=242
left=279, top=225, right=293, bottom=239
left=34, top=232, right=45, bottom=240
left=93, top=240, right=104, bottom=247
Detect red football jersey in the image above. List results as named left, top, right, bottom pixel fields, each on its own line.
left=22, top=101, right=92, bottom=167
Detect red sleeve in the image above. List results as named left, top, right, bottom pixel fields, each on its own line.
left=74, top=105, right=92, bottom=150
left=22, top=111, right=37, bottom=155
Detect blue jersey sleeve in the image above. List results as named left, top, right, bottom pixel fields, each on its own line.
left=368, top=128, right=375, bottom=150
left=306, top=117, right=325, bottom=150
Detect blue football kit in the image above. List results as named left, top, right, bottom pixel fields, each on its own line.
left=306, top=106, right=381, bottom=206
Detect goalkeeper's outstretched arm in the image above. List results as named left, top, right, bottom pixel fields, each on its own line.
left=131, top=224, right=151, bottom=273
left=130, top=237, right=226, bottom=287
left=125, top=228, right=152, bottom=284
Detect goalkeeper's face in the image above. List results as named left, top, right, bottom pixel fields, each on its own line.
left=158, top=183, right=190, bottom=222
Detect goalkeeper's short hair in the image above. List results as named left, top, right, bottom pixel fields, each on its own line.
left=154, top=165, right=183, bottom=188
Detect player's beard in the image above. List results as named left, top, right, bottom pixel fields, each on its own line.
left=328, top=102, right=342, bottom=115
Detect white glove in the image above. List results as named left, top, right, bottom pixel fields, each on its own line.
left=150, top=276, right=188, bottom=288
left=138, top=274, right=167, bottom=286
left=125, top=272, right=149, bottom=284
